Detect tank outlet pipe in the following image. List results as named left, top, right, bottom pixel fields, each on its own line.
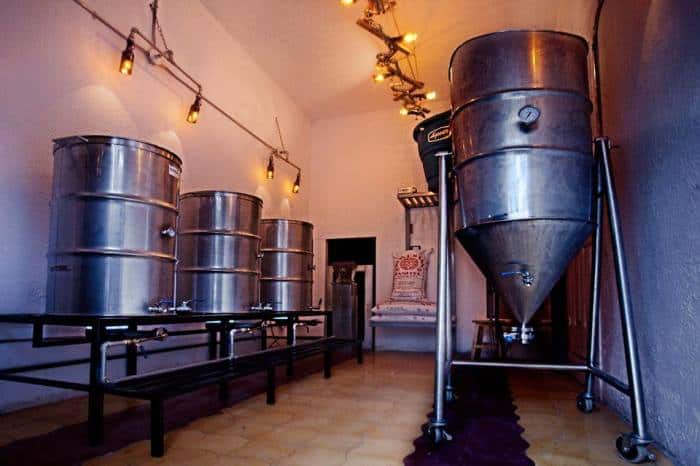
left=99, top=328, right=168, bottom=383
left=227, top=326, right=262, bottom=360
left=291, top=320, right=323, bottom=345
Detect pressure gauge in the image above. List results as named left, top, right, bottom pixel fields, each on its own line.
left=518, top=105, right=541, bottom=125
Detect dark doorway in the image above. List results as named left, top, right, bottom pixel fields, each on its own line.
left=326, top=237, right=376, bottom=307
left=326, top=237, right=377, bottom=346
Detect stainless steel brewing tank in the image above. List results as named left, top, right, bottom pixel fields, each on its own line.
left=449, top=31, right=594, bottom=326
left=260, top=219, right=314, bottom=312
left=176, top=191, right=262, bottom=313
left=46, top=136, right=182, bottom=315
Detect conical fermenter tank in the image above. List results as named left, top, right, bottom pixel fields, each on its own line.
left=449, top=30, right=594, bottom=337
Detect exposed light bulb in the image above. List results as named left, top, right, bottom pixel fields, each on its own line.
left=373, top=73, right=386, bottom=83
left=120, top=36, right=135, bottom=75
left=186, top=94, right=202, bottom=124
left=425, top=90, right=437, bottom=100
left=399, top=107, right=409, bottom=116
left=266, top=155, right=275, bottom=180
left=402, top=32, right=418, bottom=44
left=292, top=172, right=301, bottom=194
left=340, top=0, right=356, bottom=5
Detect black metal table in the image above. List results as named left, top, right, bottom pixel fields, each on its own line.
left=0, top=310, right=356, bottom=447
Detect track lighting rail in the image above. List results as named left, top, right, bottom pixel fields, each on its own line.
left=72, top=0, right=301, bottom=174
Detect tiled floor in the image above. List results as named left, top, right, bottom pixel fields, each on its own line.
left=0, top=352, right=675, bottom=465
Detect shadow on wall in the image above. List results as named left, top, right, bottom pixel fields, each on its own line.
left=597, top=0, right=700, bottom=464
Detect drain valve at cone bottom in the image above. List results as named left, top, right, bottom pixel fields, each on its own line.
left=500, top=269, right=535, bottom=286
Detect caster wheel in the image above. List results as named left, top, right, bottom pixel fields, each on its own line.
left=616, top=436, right=655, bottom=463
left=576, top=393, right=595, bottom=413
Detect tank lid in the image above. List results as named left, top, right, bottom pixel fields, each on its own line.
left=448, top=29, right=589, bottom=81
left=180, top=190, right=263, bottom=205
left=52, top=135, right=183, bottom=167
left=261, top=218, right=314, bottom=228
left=413, top=110, right=452, bottom=142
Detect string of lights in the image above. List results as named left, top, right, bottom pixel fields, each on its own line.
left=342, top=0, right=436, bottom=118
left=73, top=0, right=302, bottom=193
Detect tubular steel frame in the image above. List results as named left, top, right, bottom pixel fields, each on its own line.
left=0, top=309, right=360, bottom=447
left=429, top=139, right=654, bottom=463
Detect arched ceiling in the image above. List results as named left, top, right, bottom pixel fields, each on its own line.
left=202, top=0, right=596, bottom=119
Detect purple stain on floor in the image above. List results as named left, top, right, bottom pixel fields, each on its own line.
left=0, top=352, right=352, bottom=466
left=404, top=367, right=534, bottom=466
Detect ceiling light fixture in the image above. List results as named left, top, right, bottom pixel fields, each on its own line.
left=266, top=154, right=275, bottom=180
left=350, top=1, right=434, bottom=118
left=401, top=32, right=418, bottom=44
left=186, top=94, right=202, bottom=124
left=292, top=172, right=301, bottom=194
left=72, top=0, right=303, bottom=188
left=340, top=0, right=357, bottom=5
left=119, top=33, right=135, bottom=75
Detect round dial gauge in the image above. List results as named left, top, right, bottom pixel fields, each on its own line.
left=518, top=105, right=541, bottom=125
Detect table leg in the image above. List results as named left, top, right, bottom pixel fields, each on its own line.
left=88, top=322, right=104, bottom=446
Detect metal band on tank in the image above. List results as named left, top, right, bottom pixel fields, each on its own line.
left=52, top=135, right=183, bottom=167
left=62, top=191, right=178, bottom=211
left=50, top=248, right=176, bottom=261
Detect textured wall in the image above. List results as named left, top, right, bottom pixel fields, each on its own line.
left=597, top=1, right=700, bottom=464
left=0, top=0, right=311, bottom=412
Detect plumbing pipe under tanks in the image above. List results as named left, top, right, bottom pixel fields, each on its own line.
left=449, top=30, right=594, bottom=335
left=46, top=136, right=182, bottom=315
left=176, top=191, right=263, bottom=313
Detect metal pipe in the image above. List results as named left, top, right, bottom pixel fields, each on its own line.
left=598, top=137, right=649, bottom=441
left=582, top=150, right=604, bottom=401
left=590, top=366, right=630, bottom=395
left=452, top=360, right=589, bottom=371
left=0, top=373, right=90, bottom=391
left=108, top=337, right=333, bottom=385
left=592, top=0, right=607, bottom=136
left=430, top=151, right=450, bottom=438
left=444, top=168, right=455, bottom=401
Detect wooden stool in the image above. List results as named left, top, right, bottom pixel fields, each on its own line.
left=471, top=319, right=511, bottom=360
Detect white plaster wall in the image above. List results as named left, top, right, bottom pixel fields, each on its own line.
left=308, top=104, right=485, bottom=353
left=0, top=0, right=311, bottom=411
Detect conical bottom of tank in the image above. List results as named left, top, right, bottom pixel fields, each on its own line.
left=456, top=219, right=592, bottom=325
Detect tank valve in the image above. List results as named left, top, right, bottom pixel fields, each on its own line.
left=160, top=226, right=176, bottom=238
left=503, top=325, right=535, bottom=344
left=500, top=270, right=535, bottom=286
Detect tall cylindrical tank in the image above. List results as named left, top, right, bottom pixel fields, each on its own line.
left=413, top=110, right=452, bottom=193
left=260, top=219, right=314, bottom=312
left=449, top=31, right=593, bottom=326
left=46, top=136, right=182, bottom=315
left=176, top=191, right=262, bottom=313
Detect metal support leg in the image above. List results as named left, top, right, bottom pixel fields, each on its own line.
left=429, top=151, right=451, bottom=443
left=126, top=322, right=138, bottom=376
left=286, top=318, right=294, bottom=376
left=150, top=399, right=164, bottom=457
left=445, top=194, right=456, bottom=403
left=207, top=329, right=218, bottom=360
left=578, top=153, right=604, bottom=414
left=597, top=138, right=654, bottom=463
left=260, top=325, right=267, bottom=351
left=218, top=327, right=230, bottom=401
left=324, top=312, right=333, bottom=378
left=88, top=323, right=104, bottom=446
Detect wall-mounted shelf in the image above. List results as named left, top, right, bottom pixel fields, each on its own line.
left=397, top=190, right=439, bottom=249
